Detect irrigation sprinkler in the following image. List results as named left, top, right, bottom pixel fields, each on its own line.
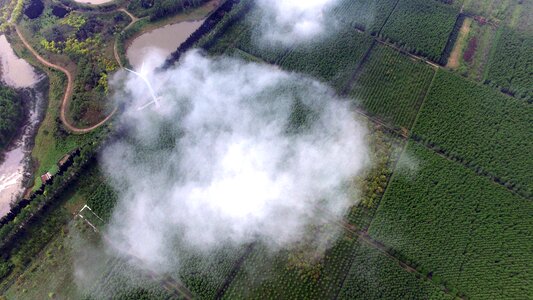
left=125, top=62, right=161, bottom=110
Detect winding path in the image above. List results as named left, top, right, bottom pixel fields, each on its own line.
left=113, top=8, right=141, bottom=67
left=15, top=26, right=117, bottom=134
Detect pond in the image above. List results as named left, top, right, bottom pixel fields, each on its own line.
left=24, top=0, right=44, bottom=19
left=0, top=35, right=45, bottom=218
left=126, top=19, right=205, bottom=69
left=0, top=35, right=39, bottom=88
left=51, top=5, right=69, bottom=18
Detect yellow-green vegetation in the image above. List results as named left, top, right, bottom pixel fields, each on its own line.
left=60, top=13, right=86, bottom=29
left=19, top=1, right=128, bottom=126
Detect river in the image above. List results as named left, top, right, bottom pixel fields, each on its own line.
left=0, top=34, right=45, bottom=217
left=126, top=20, right=205, bottom=69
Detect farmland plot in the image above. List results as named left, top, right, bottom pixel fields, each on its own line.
left=380, top=0, right=460, bottom=62
left=222, top=234, right=358, bottom=299
left=350, top=44, right=435, bottom=129
left=338, top=241, right=452, bottom=300
left=412, top=70, right=533, bottom=198
left=368, top=142, right=533, bottom=299
left=279, top=28, right=373, bottom=91
left=485, top=27, right=532, bottom=102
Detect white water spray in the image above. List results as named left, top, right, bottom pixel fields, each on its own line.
left=125, top=62, right=161, bottom=110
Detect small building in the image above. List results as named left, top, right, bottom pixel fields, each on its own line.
left=41, top=172, right=53, bottom=184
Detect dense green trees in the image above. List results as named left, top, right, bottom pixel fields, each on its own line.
left=279, top=28, right=373, bottom=91
left=485, top=27, right=533, bottom=102
left=412, top=70, right=533, bottom=198
left=380, top=0, right=459, bottom=61
left=0, top=85, right=23, bottom=151
left=369, top=142, right=533, bottom=299
left=350, top=44, right=435, bottom=129
left=338, top=242, right=451, bottom=299
left=127, top=0, right=209, bottom=20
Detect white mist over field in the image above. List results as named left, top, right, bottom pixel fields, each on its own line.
left=256, top=0, right=337, bottom=44
left=102, top=51, right=369, bottom=270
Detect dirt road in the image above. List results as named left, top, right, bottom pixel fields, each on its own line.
left=15, top=26, right=116, bottom=134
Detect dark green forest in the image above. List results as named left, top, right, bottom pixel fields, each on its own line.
left=0, top=85, right=22, bottom=151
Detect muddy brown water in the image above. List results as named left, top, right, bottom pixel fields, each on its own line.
left=0, top=35, right=39, bottom=88
left=0, top=35, right=44, bottom=217
left=126, top=20, right=205, bottom=69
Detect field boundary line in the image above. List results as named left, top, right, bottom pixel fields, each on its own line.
left=214, top=243, right=256, bottom=299
left=377, top=0, right=401, bottom=36
left=341, top=40, right=376, bottom=96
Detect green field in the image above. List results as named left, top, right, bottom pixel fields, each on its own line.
left=412, top=70, right=533, bottom=198
left=350, top=43, right=435, bottom=129
left=485, top=27, right=532, bottom=102
left=369, top=142, right=533, bottom=299
left=380, top=0, right=460, bottom=61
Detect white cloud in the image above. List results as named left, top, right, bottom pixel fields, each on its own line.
left=102, top=51, right=369, bottom=271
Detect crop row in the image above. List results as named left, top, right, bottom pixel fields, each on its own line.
left=368, top=142, right=533, bottom=299
left=350, top=43, right=435, bottom=129
left=412, top=70, right=533, bottom=198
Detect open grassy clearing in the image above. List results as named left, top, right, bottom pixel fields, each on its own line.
left=412, top=70, right=533, bottom=198
left=369, top=141, right=533, bottom=299
left=463, top=0, right=515, bottom=23
left=454, top=18, right=497, bottom=81
left=350, top=43, right=435, bottom=130
left=446, top=17, right=471, bottom=69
